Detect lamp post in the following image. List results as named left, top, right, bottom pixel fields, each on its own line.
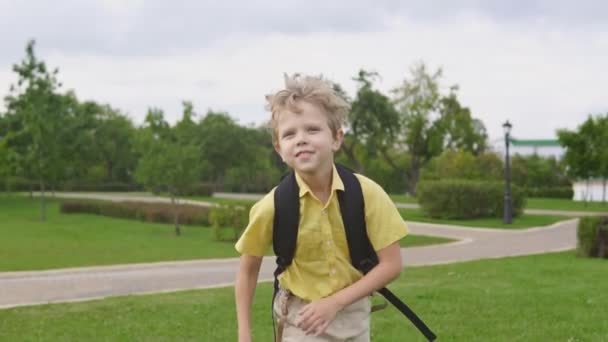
left=503, top=120, right=513, bottom=224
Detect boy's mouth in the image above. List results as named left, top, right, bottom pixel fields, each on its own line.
left=295, top=150, right=313, bottom=158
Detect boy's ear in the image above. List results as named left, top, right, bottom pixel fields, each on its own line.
left=332, top=129, right=344, bottom=152
left=273, top=142, right=283, bottom=159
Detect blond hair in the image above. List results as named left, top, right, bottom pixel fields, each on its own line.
left=266, top=74, right=350, bottom=145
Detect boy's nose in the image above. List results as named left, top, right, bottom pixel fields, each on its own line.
left=296, top=133, right=308, bottom=145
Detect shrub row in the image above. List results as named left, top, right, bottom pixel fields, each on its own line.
left=209, top=204, right=251, bottom=242
left=60, top=200, right=212, bottom=226
left=525, top=187, right=573, bottom=199
left=577, top=216, right=608, bottom=258
left=417, top=179, right=526, bottom=219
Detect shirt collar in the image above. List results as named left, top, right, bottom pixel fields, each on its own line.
left=294, top=164, right=345, bottom=198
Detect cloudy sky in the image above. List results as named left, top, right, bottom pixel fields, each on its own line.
left=1, top=0, right=607, bottom=147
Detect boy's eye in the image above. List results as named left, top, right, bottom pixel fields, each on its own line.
left=307, top=127, right=320, bottom=132
left=282, top=131, right=294, bottom=138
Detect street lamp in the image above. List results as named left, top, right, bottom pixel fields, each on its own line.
left=503, top=120, right=513, bottom=224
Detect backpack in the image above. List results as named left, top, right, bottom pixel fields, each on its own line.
left=272, top=164, right=436, bottom=341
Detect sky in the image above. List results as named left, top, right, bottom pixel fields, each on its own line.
left=1, top=0, right=607, bottom=148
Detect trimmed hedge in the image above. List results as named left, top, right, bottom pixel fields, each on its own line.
left=417, top=179, right=526, bottom=219
left=209, top=204, right=251, bottom=242
left=526, top=187, right=573, bottom=199
left=60, top=200, right=211, bottom=226
left=577, top=216, right=608, bottom=258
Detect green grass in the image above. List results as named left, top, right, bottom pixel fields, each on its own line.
left=400, top=208, right=569, bottom=229
left=1, top=251, right=605, bottom=341
left=400, top=234, right=455, bottom=247
left=527, top=197, right=608, bottom=212
left=389, top=194, right=418, bottom=204
left=0, top=194, right=447, bottom=271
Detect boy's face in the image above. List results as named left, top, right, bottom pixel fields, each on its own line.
left=274, top=101, right=343, bottom=176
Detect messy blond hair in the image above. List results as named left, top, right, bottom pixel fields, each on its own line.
left=266, top=74, right=350, bottom=145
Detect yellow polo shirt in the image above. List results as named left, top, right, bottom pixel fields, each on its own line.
left=235, top=165, right=408, bottom=301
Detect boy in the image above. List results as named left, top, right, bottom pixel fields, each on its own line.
left=235, top=74, right=408, bottom=342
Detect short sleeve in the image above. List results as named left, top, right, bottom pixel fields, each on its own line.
left=234, top=188, right=275, bottom=256
left=357, top=175, right=408, bottom=251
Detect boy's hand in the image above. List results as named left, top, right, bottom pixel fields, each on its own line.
left=296, top=296, right=343, bottom=336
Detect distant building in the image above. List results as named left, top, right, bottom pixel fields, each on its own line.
left=573, top=179, right=608, bottom=202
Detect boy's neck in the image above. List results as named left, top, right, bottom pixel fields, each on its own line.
left=297, top=163, right=334, bottom=204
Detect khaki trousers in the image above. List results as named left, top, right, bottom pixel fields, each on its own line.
left=273, top=289, right=371, bottom=342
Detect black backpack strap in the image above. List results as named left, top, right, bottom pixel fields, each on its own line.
left=271, top=171, right=300, bottom=342
left=272, top=170, right=300, bottom=294
left=335, top=164, right=378, bottom=273
left=335, top=164, right=437, bottom=342
left=378, top=288, right=437, bottom=341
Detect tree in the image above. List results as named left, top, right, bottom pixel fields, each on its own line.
left=3, top=40, right=68, bottom=220
left=558, top=115, right=604, bottom=203
left=436, top=93, right=488, bottom=154
left=390, top=62, right=488, bottom=194
left=196, top=111, right=250, bottom=189
left=343, top=70, right=401, bottom=173
left=91, top=103, right=137, bottom=183
left=422, top=150, right=503, bottom=181
left=135, top=107, right=201, bottom=236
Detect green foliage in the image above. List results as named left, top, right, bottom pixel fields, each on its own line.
left=3, top=40, right=69, bottom=219
left=422, top=150, right=503, bottom=181
left=135, top=110, right=202, bottom=198
left=209, top=204, right=250, bottom=242
left=417, top=179, right=526, bottom=219
left=511, top=154, right=570, bottom=189
left=388, top=63, right=488, bottom=194
left=576, top=216, right=608, bottom=258
left=558, top=114, right=608, bottom=193
left=60, top=200, right=211, bottom=226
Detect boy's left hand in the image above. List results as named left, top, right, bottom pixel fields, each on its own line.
left=296, top=296, right=343, bottom=336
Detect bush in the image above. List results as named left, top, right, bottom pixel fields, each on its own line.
left=209, top=204, right=250, bottom=242
left=417, top=179, right=526, bottom=219
left=526, top=187, right=573, bottom=199
left=60, top=200, right=211, bottom=226
left=577, top=216, right=608, bottom=258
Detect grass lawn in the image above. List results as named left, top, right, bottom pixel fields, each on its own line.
left=400, top=208, right=570, bottom=229
left=0, top=194, right=449, bottom=271
left=526, top=197, right=608, bottom=212
left=389, top=193, right=418, bottom=204
left=1, top=251, right=605, bottom=341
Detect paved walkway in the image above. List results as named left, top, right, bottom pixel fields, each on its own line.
left=0, top=214, right=578, bottom=309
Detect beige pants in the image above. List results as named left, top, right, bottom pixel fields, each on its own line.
left=273, top=289, right=371, bottom=342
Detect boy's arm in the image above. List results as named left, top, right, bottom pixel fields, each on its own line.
left=332, top=241, right=402, bottom=305
left=296, top=242, right=402, bottom=335
left=235, top=254, right=263, bottom=342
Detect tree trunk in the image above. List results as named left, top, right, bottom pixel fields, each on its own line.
left=171, top=195, right=181, bottom=236
left=406, top=166, right=420, bottom=196
left=40, top=178, right=46, bottom=221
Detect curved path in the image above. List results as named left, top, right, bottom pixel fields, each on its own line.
left=0, top=207, right=577, bottom=309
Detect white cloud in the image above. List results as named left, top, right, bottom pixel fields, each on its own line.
left=1, top=1, right=607, bottom=144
